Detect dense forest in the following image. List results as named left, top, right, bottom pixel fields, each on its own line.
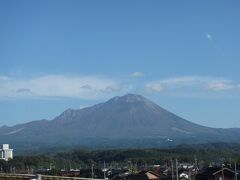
left=1, top=143, right=240, bottom=175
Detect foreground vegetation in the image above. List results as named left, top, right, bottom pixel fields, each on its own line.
left=1, top=143, right=240, bottom=175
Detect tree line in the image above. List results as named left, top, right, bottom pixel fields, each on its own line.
left=1, top=142, right=240, bottom=175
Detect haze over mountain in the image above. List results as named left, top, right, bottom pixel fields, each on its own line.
left=0, top=94, right=240, bottom=151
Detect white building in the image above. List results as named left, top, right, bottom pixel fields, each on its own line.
left=0, top=144, right=13, bottom=161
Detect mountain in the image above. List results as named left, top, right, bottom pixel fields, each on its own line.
left=0, top=94, right=240, bottom=151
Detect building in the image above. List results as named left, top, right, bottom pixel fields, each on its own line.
left=0, top=144, right=13, bottom=161
left=195, top=167, right=236, bottom=180
left=114, top=170, right=160, bottom=180
left=180, top=171, right=190, bottom=179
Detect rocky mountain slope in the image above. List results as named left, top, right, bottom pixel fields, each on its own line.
left=0, top=94, right=239, bottom=151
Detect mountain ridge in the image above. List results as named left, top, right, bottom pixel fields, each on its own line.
left=0, top=94, right=240, bottom=151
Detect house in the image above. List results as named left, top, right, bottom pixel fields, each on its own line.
left=139, top=170, right=160, bottom=180
left=180, top=171, right=190, bottom=179
left=180, top=177, right=189, bottom=180
left=128, top=170, right=160, bottom=180
left=59, top=169, right=81, bottom=177
left=114, top=170, right=160, bottom=180
left=195, top=167, right=236, bottom=180
left=112, top=170, right=131, bottom=180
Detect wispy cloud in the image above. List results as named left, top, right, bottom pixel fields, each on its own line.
left=145, top=83, right=163, bottom=92
left=0, top=75, right=125, bottom=100
left=146, top=76, right=200, bottom=92
left=207, top=81, right=234, bottom=91
left=145, top=76, right=239, bottom=97
left=0, top=74, right=239, bottom=100
left=205, top=32, right=224, bottom=56
left=16, top=88, right=32, bottom=93
left=131, top=71, right=144, bottom=77
left=205, top=32, right=212, bottom=40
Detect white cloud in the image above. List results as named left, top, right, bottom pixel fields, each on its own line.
left=145, top=76, right=200, bottom=93
left=145, top=76, right=239, bottom=97
left=131, top=71, right=144, bottom=77
left=0, top=75, right=124, bottom=100
left=105, top=84, right=122, bottom=92
left=145, top=83, right=163, bottom=92
left=1, top=74, right=238, bottom=100
left=207, top=81, right=234, bottom=91
left=0, top=75, right=9, bottom=81
left=159, top=76, right=198, bottom=85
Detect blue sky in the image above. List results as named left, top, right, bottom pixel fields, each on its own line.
left=0, top=0, right=240, bottom=128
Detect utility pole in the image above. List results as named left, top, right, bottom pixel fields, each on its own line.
left=235, top=161, right=238, bottom=180
left=104, top=161, right=106, bottom=179
left=37, top=174, right=42, bottom=180
left=176, top=158, right=179, bottom=180
left=188, top=168, right=191, bottom=180
left=92, top=164, right=94, bottom=179
left=194, top=155, right=198, bottom=173
left=222, top=159, right=224, bottom=180
left=171, top=158, right=174, bottom=180
left=129, top=161, right=132, bottom=172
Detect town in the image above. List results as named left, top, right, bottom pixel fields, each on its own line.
left=0, top=144, right=239, bottom=180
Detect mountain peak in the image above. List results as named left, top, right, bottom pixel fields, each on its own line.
left=1, top=93, right=240, bottom=150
